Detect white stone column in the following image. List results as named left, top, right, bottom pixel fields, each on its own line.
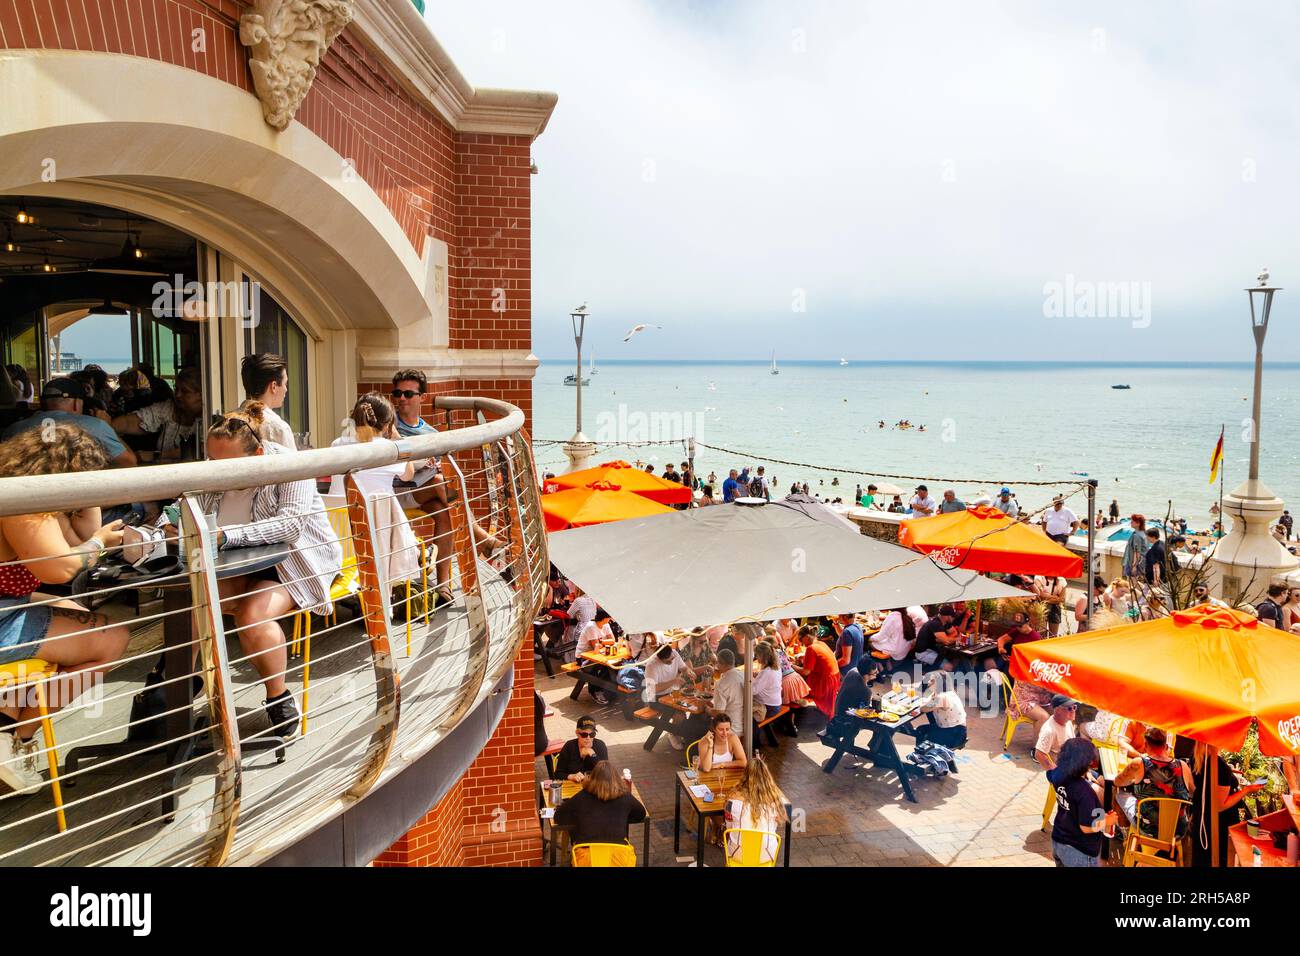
left=561, top=433, right=596, bottom=474
left=1211, top=477, right=1298, bottom=604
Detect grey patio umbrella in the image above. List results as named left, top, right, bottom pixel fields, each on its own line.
left=548, top=499, right=1028, bottom=755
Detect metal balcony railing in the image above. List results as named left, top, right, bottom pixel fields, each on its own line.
left=0, top=397, right=547, bottom=866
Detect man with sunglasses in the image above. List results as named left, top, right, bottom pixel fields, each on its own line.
left=389, top=369, right=501, bottom=608
left=1034, top=695, right=1078, bottom=772
left=549, top=716, right=608, bottom=783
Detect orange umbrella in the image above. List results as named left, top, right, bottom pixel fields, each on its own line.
left=547, top=460, right=692, bottom=505
left=1010, top=604, right=1300, bottom=757
left=898, top=505, right=1082, bottom=577
left=541, top=480, right=677, bottom=532
left=1012, top=604, right=1300, bottom=867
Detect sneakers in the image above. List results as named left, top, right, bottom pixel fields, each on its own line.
left=0, top=730, right=44, bottom=795
left=668, top=735, right=685, bottom=751
left=263, top=691, right=300, bottom=741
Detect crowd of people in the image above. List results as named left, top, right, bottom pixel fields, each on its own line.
left=0, top=360, right=501, bottom=796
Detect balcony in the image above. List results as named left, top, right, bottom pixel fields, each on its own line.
left=0, top=397, right=547, bottom=866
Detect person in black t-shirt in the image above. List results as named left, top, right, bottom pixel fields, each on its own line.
left=1046, top=738, right=1116, bottom=867
left=913, top=604, right=957, bottom=667
left=1255, top=584, right=1287, bottom=629
left=550, top=716, right=609, bottom=781
left=553, top=761, right=647, bottom=865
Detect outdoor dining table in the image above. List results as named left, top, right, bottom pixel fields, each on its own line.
left=64, top=542, right=292, bottom=819
left=819, top=696, right=947, bottom=803
left=541, top=777, right=652, bottom=867
left=638, top=688, right=710, bottom=752
left=673, top=766, right=793, bottom=866
left=941, top=637, right=999, bottom=667
left=565, top=645, right=640, bottom=717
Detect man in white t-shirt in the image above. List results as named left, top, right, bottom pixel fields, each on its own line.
left=710, top=649, right=747, bottom=730
left=909, top=484, right=937, bottom=516
left=241, top=353, right=297, bottom=449
left=1042, top=496, right=1079, bottom=544
left=1034, top=695, right=1077, bottom=771
left=644, top=644, right=691, bottom=694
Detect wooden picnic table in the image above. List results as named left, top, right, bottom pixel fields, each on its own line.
left=673, top=766, right=793, bottom=867
left=635, top=689, right=711, bottom=752
left=941, top=637, right=999, bottom=664
left=541, top=778, right=652, bottom=867
left=563, top=646, right=641, bottom=718
left=818, top=699, right=947, bottom=803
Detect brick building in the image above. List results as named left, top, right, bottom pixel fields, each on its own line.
left=0, top=0, right=555, bottom=865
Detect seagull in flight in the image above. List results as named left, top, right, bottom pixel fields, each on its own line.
left=623, top=323, right=662, bottom=342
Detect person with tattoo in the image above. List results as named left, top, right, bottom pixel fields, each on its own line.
left=0, top=426, right=130, bottom=795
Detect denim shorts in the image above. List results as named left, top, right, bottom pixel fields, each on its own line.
left=1052, top=839, right=1100, bottom=867
left=0, top=596, right=53, bottom=665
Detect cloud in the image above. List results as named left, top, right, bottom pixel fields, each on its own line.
left=428, top=0, right=1300, bottom=361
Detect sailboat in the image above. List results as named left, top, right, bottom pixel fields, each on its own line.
left=839, top=357, right=849, bottom=366
left=590, top=348, right=597, bottom=375
left=770, top=350, right=779, bottom=375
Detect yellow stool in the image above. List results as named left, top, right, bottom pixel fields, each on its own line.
left=0, top=659, right=66, bottom=832
left=1042, top=783, right=1056, bottom=831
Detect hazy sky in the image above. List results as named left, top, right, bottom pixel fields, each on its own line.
left=428, top=0, right=1300, bottom=362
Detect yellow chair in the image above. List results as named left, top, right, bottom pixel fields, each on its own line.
left=1042, top=783, right=1056, bottom=831
left=723, top=828, right=781, bottom=867
left=999, top=672, right=1033, bottom=750
left=1123, top=797, right=1191, bottom=867
left=571, top=841, right=636, bottom=867
left=291, top=502, right=360, bottom=737
left=0, top=659, right=66, bottom=832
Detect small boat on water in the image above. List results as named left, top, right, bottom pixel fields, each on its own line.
left=1111, top=384, right=1132, bottom=390
left=839, top=357, right=849, bottom=366
left=770, top=350, right=779, bottom=375
left=564, top=373, right=589, bottom=386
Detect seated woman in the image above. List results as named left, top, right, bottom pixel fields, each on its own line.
left=752, top=642, right=789, bottom=738
left=870, top=607, right=917, bottom=662
left=769, top=635, right=810, bottom=709
left=724, top=756, right=786, bottom=865
left=698, top=712, right=747, bottom=771
left=0, top=426, right=130, bottom=793
left=327, top=393, right=420, bottom=601
left=111, top=366, right=204, bottom=461
left=915, top=671, right=968, bottom=750
left=550, top=715, right=608, bottom=782
left=678, top=626, right=715, bottom=672
left=793, top=624, right=840, bottom=720
left=552, top=760, right=647, bottom=866
left=181, top=404, right=342, bottom=739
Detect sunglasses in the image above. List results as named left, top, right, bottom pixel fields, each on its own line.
left=576, top=730, right=595, bottom=738
left=390, top=389, right=421, bottom=400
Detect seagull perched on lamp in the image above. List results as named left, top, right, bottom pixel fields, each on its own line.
left=623, top=323, right=662, bottom=342
left=1258, top=267, right=1270, bottom=286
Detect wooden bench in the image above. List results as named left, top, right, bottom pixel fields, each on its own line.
left=756, top=706, right=791, bottom=747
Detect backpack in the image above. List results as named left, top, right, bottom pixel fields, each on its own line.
left=749, top=477, right=765, bottom=498
left=1256, top=599, right=1281, bottom=626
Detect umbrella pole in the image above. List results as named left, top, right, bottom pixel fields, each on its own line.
left=1209, top=745, right=1220, bottom=868
left=735, top=623, right=759, bottom=759
left=1086, top=479, right=1097, bottom=630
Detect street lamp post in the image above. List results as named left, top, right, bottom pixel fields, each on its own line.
left=1211, top=271, right=1298, bottom=602
left=561, top=303, right=596, bottom=473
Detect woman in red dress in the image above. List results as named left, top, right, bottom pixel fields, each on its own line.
left=792, top=624, right=840, bottom=719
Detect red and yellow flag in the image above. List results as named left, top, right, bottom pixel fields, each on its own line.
left=1209, top=427, right=1224, bottom=484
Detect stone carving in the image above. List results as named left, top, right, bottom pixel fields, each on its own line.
left=240, top=0, right=355, bottom=130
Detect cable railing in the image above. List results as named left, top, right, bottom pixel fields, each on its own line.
left=0, top=397, right=547, bottom=866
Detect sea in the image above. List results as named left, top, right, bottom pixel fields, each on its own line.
left=532, top=360, right=1300, bottom=528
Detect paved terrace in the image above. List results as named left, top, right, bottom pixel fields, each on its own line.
left=535, top=664, right=1056, bottom=867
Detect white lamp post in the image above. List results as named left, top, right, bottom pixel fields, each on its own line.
left=1212, top=270, right=1298, bottom=601
left=561, top=303, right=596, bottom=473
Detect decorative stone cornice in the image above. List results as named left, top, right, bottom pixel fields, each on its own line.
left=359, top=347, right=540, bottom=382
left=349, top=0, right=557, bottom=138
left=240, top=0, right=356, bottom=130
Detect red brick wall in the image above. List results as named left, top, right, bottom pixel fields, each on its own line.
left=0, top=0, right=536, bottom=354
left=10, top=3, right=543, bottom=865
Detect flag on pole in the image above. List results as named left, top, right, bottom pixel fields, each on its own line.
left=1209, top=427, right=1225, bottom=484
